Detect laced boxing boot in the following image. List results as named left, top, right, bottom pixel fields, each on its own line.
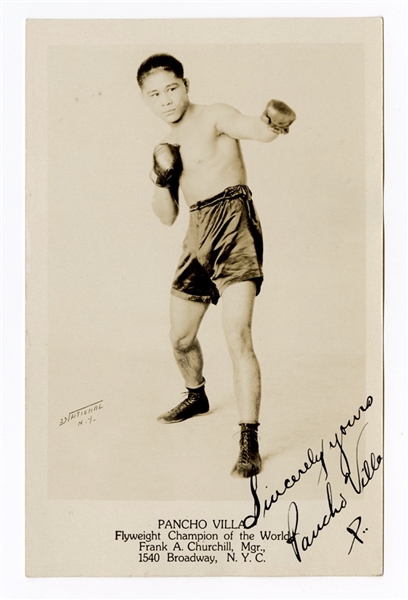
left=157, top=383, right=209, bottom=424
left=232, top=423, right=262, bottom=478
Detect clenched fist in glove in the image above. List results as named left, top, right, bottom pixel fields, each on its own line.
left=261, top=100, right=296, bottom=135
left=150, top=143, right=183, bottom=188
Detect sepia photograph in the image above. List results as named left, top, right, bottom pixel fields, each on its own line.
left=23, top=15, right=385, bottom=580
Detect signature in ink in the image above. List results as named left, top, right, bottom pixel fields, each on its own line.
left=286, top=482, right=348, bottom=562
left=346, top=516, right=367, bottom=555
left=330, top=422, right=383, bottom=495
left=242, top=396, right=383, bottom=562
left=243, top=441, right=328, bottom=529
left=284, top=420, right=382, bottom=562
left=328, top=396, right=374, bottom=448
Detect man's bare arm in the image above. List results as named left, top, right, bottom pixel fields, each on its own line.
left=214, top=102, right=295, bottom=142
left=151, top=185, right=179, bottom=226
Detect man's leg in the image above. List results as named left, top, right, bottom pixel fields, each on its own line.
left=221, top=281, right=262, bottom=476
left=157, top=295, right=210, bottom=423
left=221, top=281, right=260, bottom=423
left=169, top=294, right=209, bottom=388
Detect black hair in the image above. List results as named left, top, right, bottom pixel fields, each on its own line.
left=137, top=54, right=184, bottom=88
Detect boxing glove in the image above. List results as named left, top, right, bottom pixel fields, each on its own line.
left=150, top=143, right=183, bottom=188
left=261, top=100, right=296, bottom=135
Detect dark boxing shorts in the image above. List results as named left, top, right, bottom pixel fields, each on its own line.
left=171, top=185, right=263, bottom=305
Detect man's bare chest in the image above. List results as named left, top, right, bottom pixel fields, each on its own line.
left=170, top=124, right=219, bottom=167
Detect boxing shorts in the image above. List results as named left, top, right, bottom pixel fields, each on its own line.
left=171, top=184, right=264, bottom=305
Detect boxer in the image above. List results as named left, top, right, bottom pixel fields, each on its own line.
left=137, top=53, right=295, bottom=478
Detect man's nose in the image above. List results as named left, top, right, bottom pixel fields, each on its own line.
left=161, top=93, right=171, bottom=106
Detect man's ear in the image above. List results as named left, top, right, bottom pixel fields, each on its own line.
left=183, top=78, right=190, bottom=93
left=140, top=90, right=148, bottom=105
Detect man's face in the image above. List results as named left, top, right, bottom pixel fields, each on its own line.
left=141, top=69, right=190, bottom=124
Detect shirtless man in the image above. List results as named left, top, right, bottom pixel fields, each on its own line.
left=137, top=54, right=295, bottom=477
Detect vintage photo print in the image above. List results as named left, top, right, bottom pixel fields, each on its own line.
left=26, top=17, right=383, bottom=577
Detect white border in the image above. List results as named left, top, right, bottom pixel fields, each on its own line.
left=2, top=1, right=407, bottom=598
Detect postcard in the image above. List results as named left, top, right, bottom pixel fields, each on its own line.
left=26, top=17, right=383, bottom=577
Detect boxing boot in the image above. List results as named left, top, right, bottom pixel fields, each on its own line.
left=157, top=383, right=209, bottom=424
left=232, top=423, right=262, bottom=478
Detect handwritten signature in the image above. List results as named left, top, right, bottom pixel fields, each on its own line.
left=243, top=396, right=383, bottom=562
left=287, top=481, right=348, bottom=561
left=346, top=516, right=367, bottom=555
